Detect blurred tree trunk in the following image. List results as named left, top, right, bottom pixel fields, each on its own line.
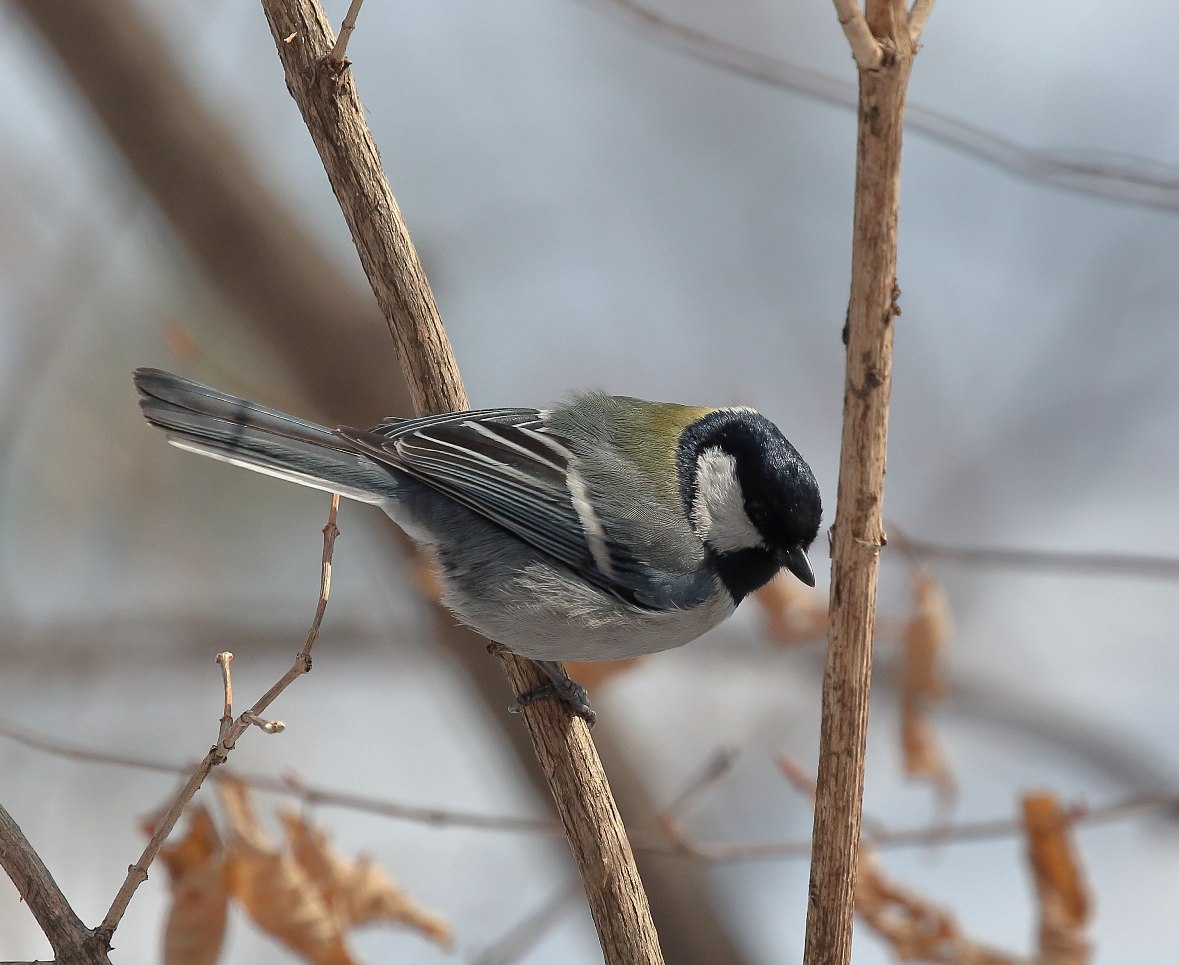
left=8, top=0, right=749, bottom=960
left=9, top=0, right=407, bottom=425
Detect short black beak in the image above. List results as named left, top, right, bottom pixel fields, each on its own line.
left=780, top=546, right=816, bottom=587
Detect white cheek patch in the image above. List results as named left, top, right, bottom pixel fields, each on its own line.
left=691, top=447, right=765, bottom=553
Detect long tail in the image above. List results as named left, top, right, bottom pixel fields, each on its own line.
left=133, top=368, right=400, bottom=504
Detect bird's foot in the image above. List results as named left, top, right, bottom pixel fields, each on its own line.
left=508, top=660, right=597, bottom=727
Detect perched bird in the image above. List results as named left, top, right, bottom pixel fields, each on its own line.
left=133, top=368, right=822, bottom=722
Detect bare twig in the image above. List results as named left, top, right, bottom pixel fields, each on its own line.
left=894, top=533, right=1179, bottom=582
left=241, top=710, right=286, bottom=734
left=0, top=714, right=559, bottom=834
left=0, top=803, right=111, bottom=963
left=805, top=2, right=925, bottom=963
left=327, top=0, right=365, bottom=65
left=832, top=0, right=883, bottom=69
left=908, top=0, right=936, bottom=43
left=470, top=881, right=583, bottom=965
left=257, top=4, right=662, bottom=961
left=93, top=496, right=340, bottom=946
left=2, top=714, right=1173, bottom=862
left=216, top=651, right=234, bottom=743
left=588, top=0, right=1179, bottom=214
left=658, top=747, right=738, bottom=826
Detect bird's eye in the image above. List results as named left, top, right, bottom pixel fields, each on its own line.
left=746, top=500, right=769, bottom=525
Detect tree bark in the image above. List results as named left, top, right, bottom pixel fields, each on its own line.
left=804, top=2, right=923, bottom=963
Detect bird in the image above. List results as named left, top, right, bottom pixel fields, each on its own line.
left=133, top=368, right=822, bottom=723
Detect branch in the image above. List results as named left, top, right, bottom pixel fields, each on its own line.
left=256, top=4, right=662, bottom=961
left=3, top=713, right=1174, bottom=863
left=327, top=0, right=365, bottom=65
left=804, top=2, right=926, bottom=963
left=894, top=534, right=1179, bottom=582
left=908, top=0, right=936, bottom=44
left=95, top=495, right=339, bottom=945
left=0, top=803, right=110, bottom=963
left=831, top=0, right=883, bottom=69
left=589, top=1, right=1179, bottom=214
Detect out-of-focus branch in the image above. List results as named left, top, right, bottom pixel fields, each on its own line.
left=8, top=0, right=410, bottom=425
left=895, top=534, right=1179, bottom=582
left=0, top=803, right=111, bottom=964
left=588, top=0, right=1179, bottom=214
left=805, top=2, right=925, bottom=962
left=3, top=714, right=1174, bottom=862
left=255, top=3, right=662, bottom=961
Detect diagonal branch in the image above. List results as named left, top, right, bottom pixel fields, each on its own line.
left=94, top=495, right=340, bottom=945
left=256, top=3, right=663, bottom=962
left=0, top=803, right=110, bottom=964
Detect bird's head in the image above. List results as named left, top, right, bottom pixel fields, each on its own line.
left=678, top=408, right=822, bottom=600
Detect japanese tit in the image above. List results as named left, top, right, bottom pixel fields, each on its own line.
left=134, top=369, right=822, bottom=721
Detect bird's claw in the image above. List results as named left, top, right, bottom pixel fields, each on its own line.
left=508, top=679, right=597, bottom=727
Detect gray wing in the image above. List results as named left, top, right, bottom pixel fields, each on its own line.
left=338, top=413, right=712, bottom=610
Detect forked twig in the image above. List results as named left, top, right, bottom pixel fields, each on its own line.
left=94, top=495, right=340, bottom=945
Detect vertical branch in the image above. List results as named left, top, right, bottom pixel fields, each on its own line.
left=256, top=3, right=663, bottom=962
left=804, top=2, right=927, bottom=963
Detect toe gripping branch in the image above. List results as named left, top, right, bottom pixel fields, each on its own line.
left=506, top=658, right=597, bottom=727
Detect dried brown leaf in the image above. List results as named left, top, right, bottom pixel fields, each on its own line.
left=219, top=779, right=353, bottom=965
left=1023, top=793, right=1091, bottom=964
left=900, top=571, right=955, bottom=797
left=217, top=775, right=272, bottom=852
left=281, top=810, right=453, bottom=948
left=755, top=573, right=828, bottom=645
left=148, top=806, right=228, bottom=965
left=903, top=571, right=952, bottom=698
left=855, top=847, right=1023, bottom=965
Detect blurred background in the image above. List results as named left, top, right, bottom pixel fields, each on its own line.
left=1, top=0, right=1177, bottom=961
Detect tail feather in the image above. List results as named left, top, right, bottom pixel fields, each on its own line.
left=133, top=368, right=400, bottom=504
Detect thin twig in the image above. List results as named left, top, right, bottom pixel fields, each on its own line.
left=0, top=716, right=559, bottom=834
left=908, top=0, right=936, bottom=43
left=587, top=0, right=1179, bottom=214
left=659, top=747, right=738, bottom=824
left=4, top=714, right=1170, bottom=862
left=895, top=535, right=1179, bottom=581
left=93, top=496, right=340, bottom=945
left=216, top=651, right=233, bottom=743
left=831, top=0, right=883, bottom=69
left=470, top=881, right=583, bottom=965
left=327, top=0, right=365, bottom=65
